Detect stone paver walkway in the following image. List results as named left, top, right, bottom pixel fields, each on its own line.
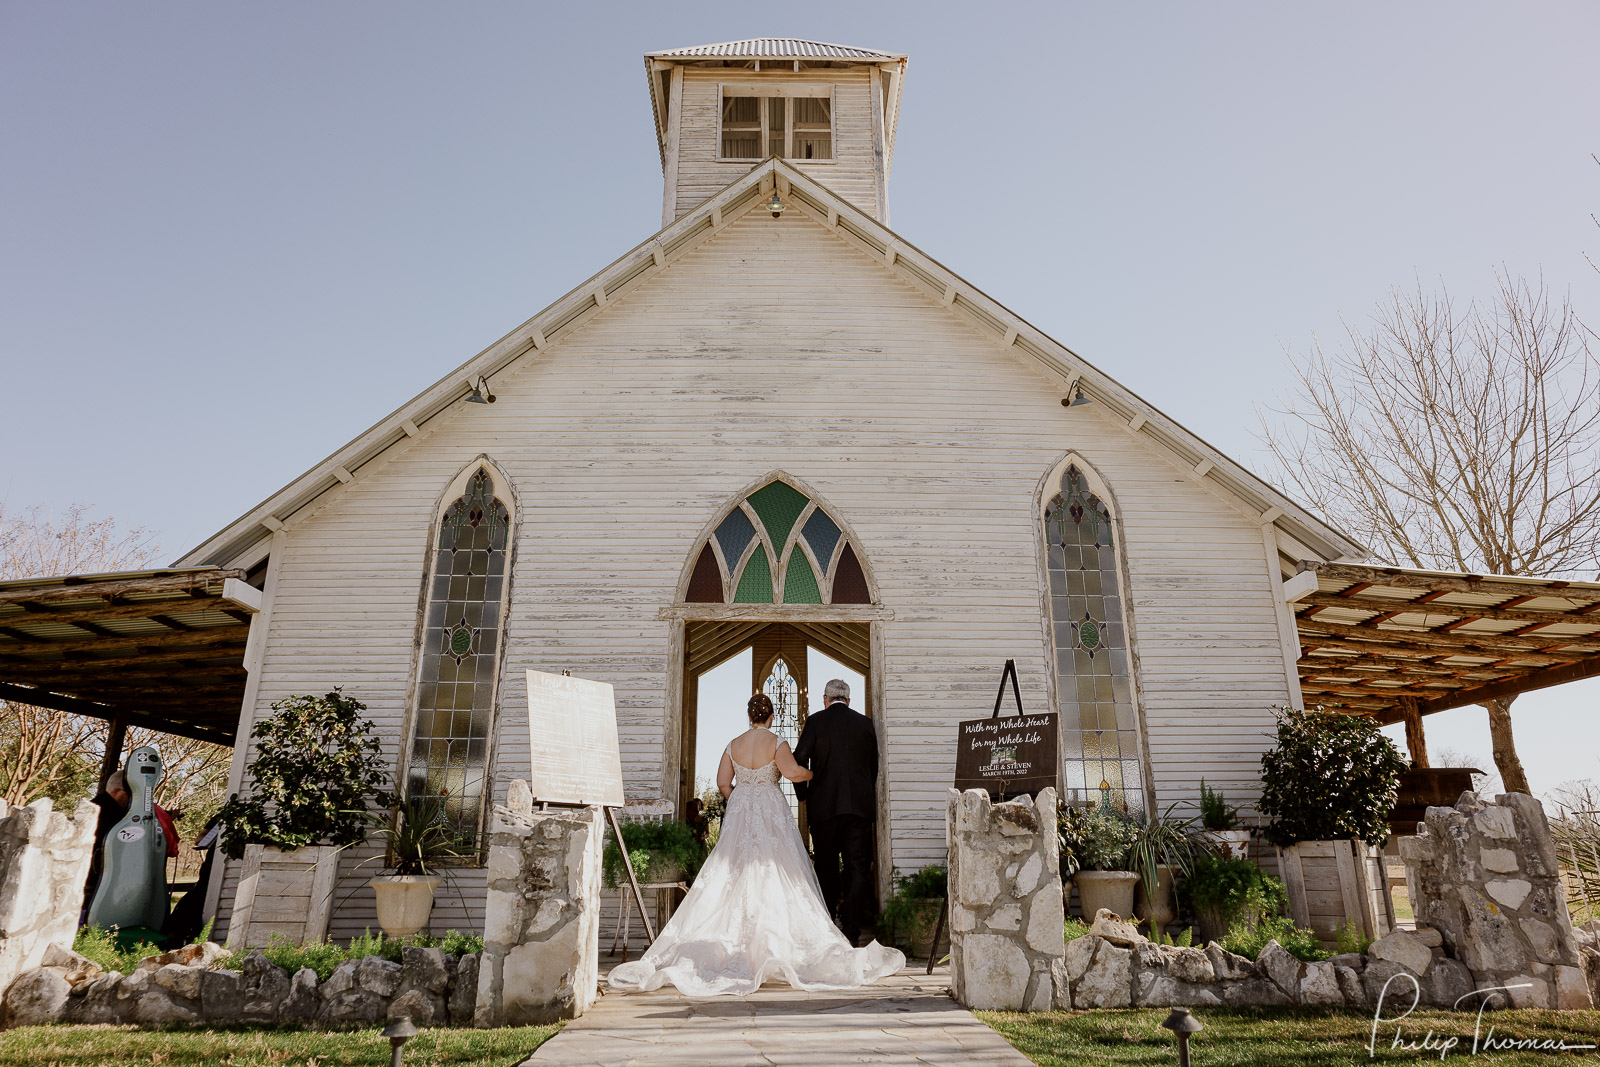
left=521, top=964, right=1034, bottom=1066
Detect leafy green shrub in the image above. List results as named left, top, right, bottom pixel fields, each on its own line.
left=1220, top=915, right=1329, bottom=963
left=1063, top=917, right=1091, bottom=944
left=1199, top=780, right=1239, bottom=832
left=261, top=934, right=349, bottom=981
left=73, top=925, right=155, bottom=975
left=881, top=865, right=946, bottom=932
left=218, top=690, right=392, bottom=858
left=1179, top=853, right=1288, bottom=928
left=1151, top=927, right=1194, bottom=948
left=1129, top=802, right=1198, bottom=899
left=1258, top=707, right=1407, bottom=848
left=1075, top=806, right=1139, bottom=871
left=1335, top=918, right=1374, bottom=956
left=602, top=819, right=707, bottom=888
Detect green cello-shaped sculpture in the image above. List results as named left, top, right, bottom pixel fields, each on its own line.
left=87, top=746, right=169, bottom=932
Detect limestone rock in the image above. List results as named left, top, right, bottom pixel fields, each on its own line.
left=448, top=952, right=479, bottom=1026
left=956, top=859, right=1000, bottom=908
left=1505, top=975, right=1551, bottom=1009
left=1221, top=977, right=1291, bottom=1007
left=1335, top=965, right=1366, bottom=1007
left=1013, top=854, right=1043, bottom=897
left=66, top=972, right=127, bottom=1024
left=1162, top=946, right=1214, bottom=984
left=1258, top=941, right=1303, bottom=1002
left=1423, top=957, right=1474, bottom=1009
left=995, top=795, right=1040, bottom=836
left=954, top=934, right=1029, bottom=1010
left=389, top=986, right=443, bottom=1025
left=1370, top=930, right=1433, bottom=976
left=1361, top=958, right=1421, bottom=1008
left=1555, top=964, right=1594, bottom=1010
left=154, top=961, right=203, bottom=1001
left=41, top=944, right=102, bottom=986
left=1090, top=909, right=1144, bottom=946
left=320, top=959, right=357, bottom=998
left=1064, top=935, right=1098, bottom=983
left=1486, top=879, right=1532, bottom=911
left=283, top=967, right=319, bottom=1023
left=239, top=950, right=290, bottom=1023
left=1023, top=970, right=1053, bottom=1012
left=3, top=967, right=71, bottom=1026
left=133, top=985, right=201, bottom=1024
left=1480, top=848, right=1519, bottom=874
left=199, top=968, right=243, bottom=1023
left=1051, top=956, right=1072, bottom=1010
left=136, top=941, right=228, bottom=973
left=357, top=955, right=403, bottom=997
left=986, top=904, right=1022, bottom=932
left=1328, top=952, right=1366, bottom=972
left=1301, top=961, right=1344, bottom=1005
left=1074, top=940, right=1132, bottom=1009
left=1204, top=943, right=1256, bottom=981
left=1409, top=927, right=1443, bottom=949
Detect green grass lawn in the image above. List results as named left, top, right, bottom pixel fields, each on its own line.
left=0, top=1024, right=561, bottom=1067
left=981, top=1006, right=1600, bottom=1065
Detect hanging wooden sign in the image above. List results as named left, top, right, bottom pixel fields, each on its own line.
left=952, top=659, right=1059, bottom=799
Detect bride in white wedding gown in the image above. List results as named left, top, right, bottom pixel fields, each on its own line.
left=607, top=693, right=905, bottom=996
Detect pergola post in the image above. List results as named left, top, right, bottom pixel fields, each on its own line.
left=99, top=712, right=128, bottom=789
left=1401, top=698, right=1429, bottom=769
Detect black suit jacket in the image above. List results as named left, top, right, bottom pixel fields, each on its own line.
left=793, top=702, right=878, bottom=823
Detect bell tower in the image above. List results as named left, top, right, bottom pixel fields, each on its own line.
left=644, top=39, right=907, bottom=227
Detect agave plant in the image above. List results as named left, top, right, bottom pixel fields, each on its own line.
left=378, top=793, right=471, bottom=876
left=1129, top=801, right=1199, bottom=900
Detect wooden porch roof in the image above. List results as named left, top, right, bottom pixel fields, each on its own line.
left=0, top=567, right=260, bottom=745
left=1294, top=561, right=1600, bottom=724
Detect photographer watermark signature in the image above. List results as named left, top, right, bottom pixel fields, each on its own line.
left=1371, top=973, right=1598, bottom=1059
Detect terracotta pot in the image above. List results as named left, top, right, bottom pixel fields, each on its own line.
left=368, top=875, right=442, bottom=937
left=1073, top=870, right=1139, bottom=921
left=1134, top=864, right=1176, bottom=936
left=1201, top=830, right=1252, bottom=861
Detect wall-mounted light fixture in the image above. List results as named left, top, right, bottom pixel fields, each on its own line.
left=1061, top=383, right=1091, bottom=408
left=465, top=375, right=497, bottom=405
left=767, top=192, right=786, bottom=218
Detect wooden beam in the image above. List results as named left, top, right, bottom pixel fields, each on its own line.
left=0, top=664, right=246, bottom=685
left=1416, top=655, right=1600, bottom=716
left=0, top=571, right=242, bottom=607
left=99, top=713, right=127, bottom=787
left=1296, top=616, right=1596, bottom=658
left=4, top=649, right=248, bottom=672
left=1401, top=698, right=1428, bottom=767
left=1312, top=563, right=1600, bottom=604
left=0, top=595, right=230, bottom=628
left=0, top=626, right=249, bottom=659
left=0, top=683, right=236, bottom=745
left=1299, top=591, right=1600, bottom=629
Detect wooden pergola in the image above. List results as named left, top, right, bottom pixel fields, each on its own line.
left=0, top=567, right=261, bottom=778
left=1293, top=561, right=1600, bottom=763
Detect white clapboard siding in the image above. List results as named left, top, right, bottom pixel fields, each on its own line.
left=674, top=68, right=879, bottom=221
left=218, top=200, right=1296, bottom=932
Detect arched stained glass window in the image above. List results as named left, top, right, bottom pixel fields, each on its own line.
left=683, top=478, right=872, bottom=605
left=762, top=657, right=801, bottom=819
left=406, top=465, right=513, bottom=845
left=1044, top=463, right=1145, bottom=812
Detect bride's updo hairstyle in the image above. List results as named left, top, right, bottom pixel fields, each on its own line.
left=747, top=693, right=774, bottom=725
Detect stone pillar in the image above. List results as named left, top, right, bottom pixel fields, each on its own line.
left=946, top=787, right=1067, bottom=1011
left=475, top=781, right=604, bottom=1026
left=0, top=797, right=99, bottom=999
left=1399, top=791, right=1592, bottom=1009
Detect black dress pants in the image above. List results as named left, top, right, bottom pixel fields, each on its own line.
left=810, top=814, right=874, bottom=935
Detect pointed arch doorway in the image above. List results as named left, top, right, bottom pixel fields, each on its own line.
left=663, top=475, right=889, bottom=892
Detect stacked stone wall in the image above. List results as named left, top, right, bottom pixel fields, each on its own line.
left=474, top=781, right=603, bottom=1026
left=946, top=788, right=1067, bottom=1011
left=1400, top=791, right=1593, bottom=1010
left=0, top=797, right=98, bottom=999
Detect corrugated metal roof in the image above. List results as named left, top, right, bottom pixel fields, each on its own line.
left=648, top=38, right=902, bottom=60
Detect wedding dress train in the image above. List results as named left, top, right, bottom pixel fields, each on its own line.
left=606, top=751, right=905, bottom=996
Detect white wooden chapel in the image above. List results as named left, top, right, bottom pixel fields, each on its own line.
left=171, top=38, right=1359, bottom=940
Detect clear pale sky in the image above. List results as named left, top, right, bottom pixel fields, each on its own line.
left=4, top=3, right=1598, bottom=797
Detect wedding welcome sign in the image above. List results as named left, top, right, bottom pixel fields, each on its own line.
left=525, top=669, right=625, bottom=807
left=952, top=660, right=1059, bottom=799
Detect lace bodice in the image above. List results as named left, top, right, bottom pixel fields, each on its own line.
left=729, top=752, right=782, bottom=788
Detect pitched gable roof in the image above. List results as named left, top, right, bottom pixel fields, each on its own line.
left=646, top=39, right=905, bottom=61
left=177, top=158, right=1363, bottom=569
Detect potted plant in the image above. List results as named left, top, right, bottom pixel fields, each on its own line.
left=1129, top=802, right=1198, bottom=937
left=880, top=865, right=948, bottom=959
left=1259, top=706, right=1408, bottom=946
left=1198, top=780, right=1251, bottom=860
left=217, top=689, right=391, bottom=948
left=1177, top=851, right=1289, bottom=945
left=1068, top=804, right=1140, bottom=921
left=602, top=819, right=707, bottom=888
left=365, top=794, right=467, bottom=937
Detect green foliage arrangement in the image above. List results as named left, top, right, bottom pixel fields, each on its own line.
left=1149, top=927, right=1194, bottom=948
left=373, top=794, right=471, bottom=876
left=218, top=690, right=392, bottom=859
left=73, top=925, right=162, bottom=975
left=1258, top=707, right=1408, bottom=848
left=1129, top=802, right=1198, bottom=900
left=1178, top=853, right=1289, bottom=930
left=881, top=864, right=947, bottom=934
left=1199, top=780, right=1240, bottom=832
left=1334, top=918, right=1374, bottom=956
left=1063, top=917, right=1091, bottom=944
left=602, top=819, right=707, bottom=888
left=1219, top=914, right=1329, bottom=963
left=1057, top=802, right=1087, bottom=879
left=260, top=935, right=349, bottom=982
left=345, top=928, right=483, bottom=965
left=1074, top=806, right=1139, bottom=872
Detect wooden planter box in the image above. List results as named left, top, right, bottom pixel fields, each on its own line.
left=227, top=844, right=340, bottom=948
left=1276, top=840, right=1393, bottom=948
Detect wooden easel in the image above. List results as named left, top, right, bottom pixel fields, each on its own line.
left=606, top=806, right=657, bottom=945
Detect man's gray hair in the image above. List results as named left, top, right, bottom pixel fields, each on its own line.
left=104, top=769, right=127, bottom=795
left=824, top=679, right=851, bottom=705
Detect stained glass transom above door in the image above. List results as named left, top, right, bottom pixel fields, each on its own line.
left=685, top=479, right=873, bottom=606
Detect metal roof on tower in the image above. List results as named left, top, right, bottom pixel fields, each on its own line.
left=646, top=38, right=905, bottom=61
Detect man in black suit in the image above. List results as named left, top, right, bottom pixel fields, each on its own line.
left=793, top=678, right=878, bottom=945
